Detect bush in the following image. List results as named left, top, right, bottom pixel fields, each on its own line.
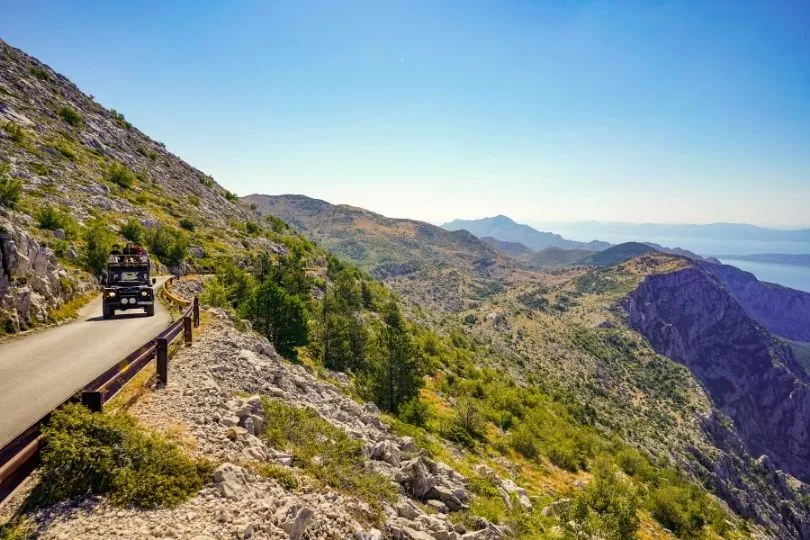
left=106, top=162, right=136, bottom=188
left=31, top=66, right=50, bottom=80
left=200, top=277, right=229, bottom=308
left=54, top=143, right=76, bottom=160
left=398, top=398, right=429, bottom=427
left=35, top=403, right=211, bottom=509
left=240, top=280, right=308, bottom=356
left=110, top=109, right=132, bottom=129
left=120, top=218, right=145, bottom=243
left=83, top=221, right=115, bottom=275
left=225, top=191, right=238, bottom=202
left=188, top=194, right=200, bottom=207
left=245, top=221, right=261, bottom=235
left=145, top=225, right=189, bottom=267
left=36, top=206, right=78, bottom=239
left=256, top=463, right=298, bottom=491
left=0, top=163, right=22, bottom=208
left=179, top=217, right=195, bottom=231
left=509, top=424, right=538, bottom=459
left=57, top=106, right=82, bottom=127
left=3, top=122, right=25, bottom=144
left=566, top=458, right=640, bottom=540
left=647, top=485, right=708, bottom=538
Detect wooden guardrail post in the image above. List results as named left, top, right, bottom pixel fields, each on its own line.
left=81, top=391, right=103, bottom=413
left=156, top=337, right=169, bottom=385
left=193, top=296, right=200, bottom=327
left=183, top=316, right=193, bottom=346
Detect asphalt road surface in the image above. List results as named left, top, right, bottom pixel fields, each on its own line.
left=0, top=277, right=172, bottom=448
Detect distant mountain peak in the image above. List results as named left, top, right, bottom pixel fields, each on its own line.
left=441, top=215, right=612, bottom=252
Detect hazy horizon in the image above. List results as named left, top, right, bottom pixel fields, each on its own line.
left=3, top=1, right=809, bottom=226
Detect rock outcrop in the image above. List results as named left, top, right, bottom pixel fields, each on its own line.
left=0, top=214, right=93, bottom=331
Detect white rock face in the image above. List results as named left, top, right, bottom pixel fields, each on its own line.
left=0, top=215, right=95, bottom=331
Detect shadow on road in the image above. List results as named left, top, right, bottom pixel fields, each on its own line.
left=86, top=312, right=153, bottom=322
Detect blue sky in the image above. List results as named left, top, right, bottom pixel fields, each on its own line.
left=2, top=1, right=809, bottom=226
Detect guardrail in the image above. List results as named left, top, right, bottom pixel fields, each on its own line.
left=0, top=278, right=200, bottom=507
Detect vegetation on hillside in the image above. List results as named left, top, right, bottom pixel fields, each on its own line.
left=30, top=403, right=211, bottom=509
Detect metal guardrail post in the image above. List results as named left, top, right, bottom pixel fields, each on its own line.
left=193, top=296, right=200, bottom=327
left=184, top=316, right=193, bottom=346
left=81, top=391, right=103, bottom=413
left=157, top=337, right=169, bottom=385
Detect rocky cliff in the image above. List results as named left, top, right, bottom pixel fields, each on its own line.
left=701, top=261, right=810, bottom=342
left=0, top=214, right=94, bottom=331
left=624, top=265, right=810, bottom=484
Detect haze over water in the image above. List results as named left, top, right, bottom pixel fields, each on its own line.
left=548, top=228, right=810, bottom=293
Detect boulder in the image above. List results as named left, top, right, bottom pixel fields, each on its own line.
left=370, top=439, right=402, bottom=466
left=275, top=503, right=314, bottom=540
left=212, top=463, right=249, bottom=499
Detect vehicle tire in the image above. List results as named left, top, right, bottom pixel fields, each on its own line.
left=145, top=305, right=155, bottom=317
left=103, top=305, right=113, bottom=319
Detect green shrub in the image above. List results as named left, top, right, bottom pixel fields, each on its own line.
left=188, top=194, right=200, bottom=207
left=145, top=225, right=189, bottom=267
left=35, top=403, right=211, bottom=509
left=137, top=146, right=158, bottom=160
left=29, top=162, right=50, bottom=176
left=261, top=398, right=396, bottom=513
left=106, top=162, right=136, bottom=188
left=57, top=106, right=82, bottom=127
left=398, top=398, right=429, bottom=427
left=245, top=221, right=261, bottom=235
left=264, top=214, right=289, bottom=233
left=647, top=485, right=709, bottom=538
left=31, top=66, right=50, bottom=80
left=225, top=191, right=238, bottom=202
left=256, top=463, right=298, bottom=490
left=120, top=218, right=145, bottom=243
left=83, top=221, right=115, bottom=275
left=509, top=424, right=539, bottom=459
left=36, top=206, right=78, bottom=239
left=566, top=458, right=640, bottom=540
left=240, top=279, right=308, bottom=355
left=110, top=109, right=132, bottom=129
left=179, top=217, right=195, bottom=231
left=0, top=163, right=23, bottom=208
left=200, top=277, right=229, bottom=308
left=54, top=143, right=76, bottom=160
left=3, top=122, right=25, bottom=144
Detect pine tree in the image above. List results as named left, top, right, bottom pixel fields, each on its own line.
left=241, top=280, right=308, bottom=356
left=368, top=301, right=424, bottom=413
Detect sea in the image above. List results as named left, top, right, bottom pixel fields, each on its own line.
left=553, top=230, right=810, bottom=293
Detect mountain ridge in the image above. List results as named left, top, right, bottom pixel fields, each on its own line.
left=442, top=215, right=612, bottom=251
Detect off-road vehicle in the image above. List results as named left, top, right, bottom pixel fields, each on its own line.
left=103, top=252, right=156, bottom=318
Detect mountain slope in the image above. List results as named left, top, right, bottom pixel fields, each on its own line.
left=701, top=261, right=810, bottom=342
left=243, top=194, right=539, bottom=312
left=0, top=38, right=287, bottom=330
left=624, top=263, right=810, bottom=486
left=581, top=242, right=658, bottom=266
left=442, top=215, right=611, bottom=251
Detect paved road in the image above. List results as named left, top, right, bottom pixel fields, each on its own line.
left=0, top=277, right=172, bottom=447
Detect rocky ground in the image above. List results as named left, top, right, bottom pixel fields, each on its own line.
left=24, top=309, right=526, bottom=539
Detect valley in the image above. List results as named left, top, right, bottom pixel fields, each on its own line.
left=1, top=35, right=810, bottom=540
